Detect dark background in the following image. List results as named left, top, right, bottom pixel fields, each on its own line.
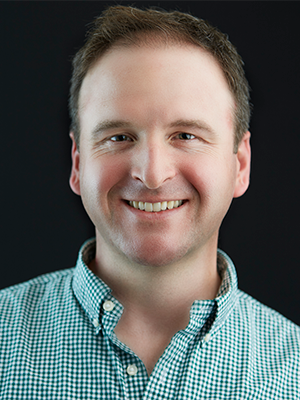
left=1, top=1, right=300, bottom=325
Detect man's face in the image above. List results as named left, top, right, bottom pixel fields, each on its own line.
left=70, top=43, right=250, bottom=267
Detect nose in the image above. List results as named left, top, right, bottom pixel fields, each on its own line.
left=131, top=140, right=176, bottom=189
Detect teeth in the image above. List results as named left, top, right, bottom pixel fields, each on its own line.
left=153, top=202, right=161, bottom=212
left=167, top=201, right=174, bottom=210
left=145, top=202, right=153, bottom=212
left=161, top=201, right=167, bottom=210
left=128, top=200, right=183, bottom=212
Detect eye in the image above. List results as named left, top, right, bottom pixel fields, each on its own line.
left=177, top=132, right=196, bottom=140
left=110, top=134, right=132, bottom=142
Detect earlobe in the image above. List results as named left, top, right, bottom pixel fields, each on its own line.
left=233, top=131, right=251, bottom=198
left=69, top=132, right=81, bottom=196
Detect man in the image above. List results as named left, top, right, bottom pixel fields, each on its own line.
left=0, top=5, right=299, bottom=399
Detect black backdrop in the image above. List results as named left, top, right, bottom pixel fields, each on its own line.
left=1, top=1, right=300, bottom=325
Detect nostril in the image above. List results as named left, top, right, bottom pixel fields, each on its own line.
left=130, top=153, right=177, bottom=189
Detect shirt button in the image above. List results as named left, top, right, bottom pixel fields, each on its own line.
left=126, top=364, right=138, bottom=376
left=103, top=300, right=115, bottom=312
left=159, top=366, right=168, bottom=383
left=92, top=318, right=100, bottom=328
left=204, top=333, right=211, bottom=343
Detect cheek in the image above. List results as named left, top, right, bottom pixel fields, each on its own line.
left=181, top=158, right=216, bottom=198
left=80, top=155, right=129, bottom=203
left=181, top=155, right=237, bottom=203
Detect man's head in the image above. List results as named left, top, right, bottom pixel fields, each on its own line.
left=69, top=8, right=251, bottom=268
left=69, top=5, right=250, bottom=153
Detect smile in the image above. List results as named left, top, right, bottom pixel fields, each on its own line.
left=128, top=200, right=184, bottom=212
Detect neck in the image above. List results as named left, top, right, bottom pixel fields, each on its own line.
left=91, top=233, right=221, bottom=317
left=90, top=234, right=221, bottom=375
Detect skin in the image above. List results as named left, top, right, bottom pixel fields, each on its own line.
left=70, top=43, right=251, bottom=374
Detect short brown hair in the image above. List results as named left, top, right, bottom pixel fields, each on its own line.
left=69, top=5, right=250, bottom=152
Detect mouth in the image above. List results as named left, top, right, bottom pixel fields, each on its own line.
left=126, top=200, right=185, bottom=212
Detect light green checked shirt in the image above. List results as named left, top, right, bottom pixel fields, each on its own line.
left=0, top=238, right=299, bottom=399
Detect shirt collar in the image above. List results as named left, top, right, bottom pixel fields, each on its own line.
left=72, top=239, right=238, bottom=337
left=72, top=238, right=111, bottom=334
left=208, top=249, right=238, bottom=339
left=185, top=249, right=238, bottom=338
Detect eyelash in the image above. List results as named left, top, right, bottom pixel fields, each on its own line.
left=109, top=134, right=133, bottom=142
left=175, top=133, right=196, bottom=141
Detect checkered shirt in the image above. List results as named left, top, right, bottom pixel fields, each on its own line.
left=0, top=238, right=299, bottom=399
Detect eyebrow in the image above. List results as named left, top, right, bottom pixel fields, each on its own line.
left=91, top=120, right=133, bottom=140
left=168, top=119, right=216, bottom=135
left=90, top=118, right=216, bottom=140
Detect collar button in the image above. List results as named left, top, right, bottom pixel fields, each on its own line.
left=204, top=333, right=211, bottom=343
left=126, top=364, right=138, bottom=376
left=92, top=318, right=100, bottom=328
left=103, top=300, right=115, bottom=312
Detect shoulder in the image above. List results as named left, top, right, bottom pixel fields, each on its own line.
left=235, top=289, right=300, bottom=333
left=0, top=268, right=74, bottom=295
left=232, top=290, right=300, bottom=363
left=0, top=269, right=75, bottom=319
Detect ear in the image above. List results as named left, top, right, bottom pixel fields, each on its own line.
left=233, top=131, right=251, bottom=198
left=69, top=132, right=81, bottom=196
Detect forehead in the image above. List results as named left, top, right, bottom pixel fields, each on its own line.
left=79, top=43, right=234, bottom=135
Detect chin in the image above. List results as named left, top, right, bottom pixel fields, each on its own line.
left=122, top=240, right=191, bottom=268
